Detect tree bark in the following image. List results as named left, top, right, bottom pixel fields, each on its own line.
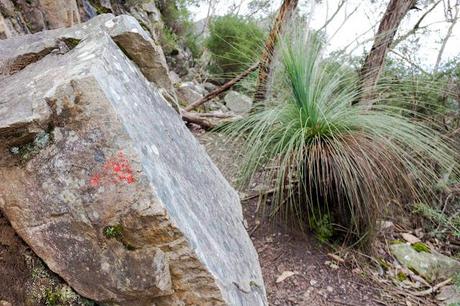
left=357, top=0, right=416, bottom=106
left=254, top=0, right=299, bottom=102
left=434, top=3, right=459, bottom=73
left=392, top=0, right=442, bottom=49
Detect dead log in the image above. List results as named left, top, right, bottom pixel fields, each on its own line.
left=181, top=111, right=217, bottom=130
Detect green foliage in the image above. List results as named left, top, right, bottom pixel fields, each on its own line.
left=453, top=272, right=460, bottom=288
left=220, top=30, right=459, bottom=247
left=43, top=286, right=86, bottom=306
left=103, top=224, right=123, bottom=239
left=103, top=224, right=136, bottom=251
left=411, top=242, right=431, bottom=253
left=156, top=0, right=202, bottom=58
left=159, top=26, right=180, bottom=55
left=310, top=213, right=333, bottom=242
left=44, top=289, right=61, bottom=306
left=413, top=202, right=460, bottom=239
left=9, top=131, right=51, bottom=161
left=88, top=0, right=111, bottom=14
left=184, top=31, right=203, bottom=59
left=156, top=0, right=194, bottom=35
left=377, top=57, right=459, bottom=124
left=396, top=271, right=408, bottom=282
left=206, top=15, right=265, bottom=79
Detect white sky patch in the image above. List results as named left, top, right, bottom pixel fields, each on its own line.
left=189, top=0, right=459, bottom=70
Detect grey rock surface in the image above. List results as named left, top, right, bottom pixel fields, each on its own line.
left=0, top=21, right=266, bottom=306
left=0, top=0, right=80, bottom=39
left=390, top=243, right=460, bottom=283
left=177, top=82, right=204, bottom=105
left=0, top=14, right=173, bottom=92
left=436, top=285, right=460, bottom=306
left=224, top=91, right=253, bottom=114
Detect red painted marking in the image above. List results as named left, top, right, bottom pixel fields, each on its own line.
left=89, top=151, right=135, bottom=187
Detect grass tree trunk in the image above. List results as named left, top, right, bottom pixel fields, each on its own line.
left=357, top=0, right=416, bottom=106
left=254, top=0, right=299, bottom=102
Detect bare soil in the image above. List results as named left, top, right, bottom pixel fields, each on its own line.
left=0, top=211, right=34, bottom=304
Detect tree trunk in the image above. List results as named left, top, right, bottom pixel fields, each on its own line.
left=357, top=0, right=416, bottom=106
left=391, top=0, right=442, bottom=49
left=434, top=3, right=459, bottom=73
left=254, top=0, right=299, bottom=102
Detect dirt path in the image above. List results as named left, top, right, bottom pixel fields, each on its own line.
left=195, top=130, right=381, bottom=306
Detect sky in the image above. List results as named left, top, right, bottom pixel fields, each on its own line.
left=189, top=0, right=460, bottom=70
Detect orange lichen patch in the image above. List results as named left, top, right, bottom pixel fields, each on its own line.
left=90, top=151, right=135, bottom=187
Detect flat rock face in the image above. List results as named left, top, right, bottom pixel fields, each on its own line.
left=0, top=20, right=266, bottom=306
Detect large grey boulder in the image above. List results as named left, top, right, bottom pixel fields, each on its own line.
left=0, top=20, right=266, bottom=306
left=0, top=14, right=173, bottom=93
left=390, top=243, right=460, bottom=283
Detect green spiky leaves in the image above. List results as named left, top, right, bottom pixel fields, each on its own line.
left=221, top=30, right=458, bottom=247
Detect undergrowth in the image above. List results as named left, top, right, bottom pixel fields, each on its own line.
left=220, top=29, right=459, bottom=248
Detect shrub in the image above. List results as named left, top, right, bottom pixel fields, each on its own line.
left=413, top=202, right=460, bottom=239
left=220, top=31, right=458, bottom=247
left=156, top=0, right=203, bottom=58
left=159, top=26, right=180, bottom=55
left=206, top=15, right=265, bottom=79
left=377, top=59, right=455, bottom=119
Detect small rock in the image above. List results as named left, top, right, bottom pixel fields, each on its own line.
left=310, top=279, right=318, bottom=286
left=327, top=286, right=334, bottom=293
left=177, top=82, right=203, bottom=105
left=414, top=228, right=425, bottom=239
left=436, top=285, right=460, bottom=305
left=377, top=220, right=394, bottom=231
left=303, top=287, right=314, bottom=300
left=401, top=233, right=421, bottom=244
left=329, top=263, right=339, bottom=270
left=169, top=71, right=181, bottom=84
left=206, top=100, right=228, bottom=112
left=390, top=243, right=460, bottom=283
left=203, top=82, right=217, bottom=92
left=224, top=90, right=253, bottom=114
left=276, top=271, right=297, bottom=283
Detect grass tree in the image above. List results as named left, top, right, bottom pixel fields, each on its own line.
left=221, top=31, right=459, bottom=247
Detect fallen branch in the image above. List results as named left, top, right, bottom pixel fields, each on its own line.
left=327, top=253, right=345, bottom=264
left=197, top=112, right=235, bottom=119
left=242, top=188, right=276, bottom=201
left=181, top=111, right=238, bottom=130
left=184, top=63, right=259, bottom=112
left=412, top=278, right=452, bottom=297
left=181, top=111, right=217, bottom=130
